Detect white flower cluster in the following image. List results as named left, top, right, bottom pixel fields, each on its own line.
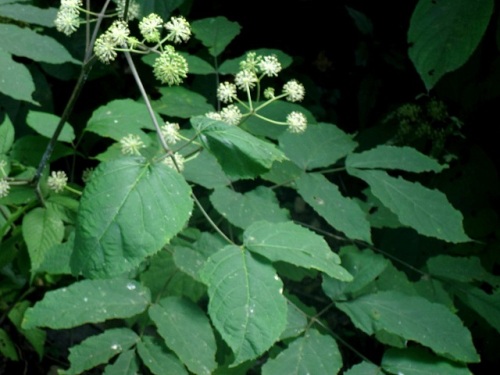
left=54, top=0, right=82, bottom=36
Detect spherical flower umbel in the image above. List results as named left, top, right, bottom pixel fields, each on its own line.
left=153, top=46, right=188, bottom=86
left=220, top=104, right=242, bottom=125
left=115, top=0, right=140, bottom=20
left=61, top=0, right=82, bottom=7
left=239, top=52, right=261, bottom=73
left=119, top=134, right=145, bottom=155
left=235, top=70, right=258, bottom=91
left=283, top=80, right=305, bottom=102
left=205, top=112, right=223, bottom=121
left=94, top=34, right=117, bottom=63
left=164, top=16, right=191, bottom=44
left=217, top=82, right=237, bottom=103
left=258, top=55, right=282, bottom=77
left=139, top=13, right=163, bottom=43
left=163, top=152, right=185, bottom=172
left=286, top=111, right=307, bottom=133
left=0, top=179, right=9, bottom=198
left=47, top=171, right=68, bottom=193
left=161, top=122, right=181, bottom=144
left=54, top=7, right=80, bottom=36
left=106, top=20, right=130, bottom=46
left=263, top=87, right=275, bottom=99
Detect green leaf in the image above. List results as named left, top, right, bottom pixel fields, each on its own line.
left=262, top=329, right=342, bottom=375
left=0, top=48, right=37, bottom=104
left=139, top=0, right=183, bottom=20
left=192, top=16, right=241, bottom=57
left=408, top=0, right=494, bottom=90
left=336, top=291, right=479, bottom=363
left=22, top=206, right=64, bottom=274
left=22, top=279, right=151, bottom=329
left=210, top=186, right=289, bottom=229
left=200, top=245, right=287, bottom=365
left=244, top=221, right=352, bottom=281
left=296, top=173, right=372, bottom=243
left=103, top=350, right=140, bottom=375
left=427, top=255, right=500, bottom=286
left=0, top=3, right=58, bottom=27
left=0, top=328, right=18, bottom=361
left=85, top=99, right=161, bottom=144
left=346, top=145, right=445, bottom=172
left=261, top=159, right=302, bottom=186
left=349, top=169, right=470, bottom=243
left=0, top=24, right=79, bottom=64
left=71, top=157, right=193, bottom=278
left=8, top=301, right=46, bottom=359
left=219, top=48, right=293, bottom=75
left=279, top=122, right=357, bottom=170
left=152, top=86, right=215, bottom=118
left=61, top=328, right=139, bottom=375
left=149, top=296, right=217, bottom=375
left=382, top=348, right=472, bottom=375
left=192, top=116, right=286, bottom=179
left=26, top=110, right=75, bottom=143
left=454, top=286, right=500, bottom=334
left=11, top=135, right=74, bottom=167
left=37, top=231, right=73, bottom=275
left=280, top=301, right=308, bottom=340
left=344, top=361, right=381, bottom=375
left=181, top=52, right=216, bottom=74
left=0, top=115, right=15, bottom=154
left=137, top=336, right=188, bottom=375
left=183, top=150, right=232, bottom=189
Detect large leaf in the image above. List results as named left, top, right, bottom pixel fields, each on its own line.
left=26, top=111, right=75, bottom=143
left=192, top=116, right=286, bottom=179
left=191, top=16, right=241, bottom=57
left=22, top=279, right=150, bottom=329
left=137, top=336, right=188, bottom=375
left=0, top=24, right=79, bottom=64
left=346, top=145, right=444, bottom=172
left=262, top=329, right=342, bottom=375
left=60, top=328, right=139, bottom=375
left=210, top=186, right=289, bottom=229
left=0, top=48, right=37, bottom=104
left=182, top=150, right=232, bottom=189
left=336, top=291, right=479, bottom=363
left=0, top=3, right=58, bottom=27
left=454, top=286, right=500, bottom=334
left=349, top=169, right=470, bottom=243
left=344, top=362, right=381, bottom=375
left=149, top=296, right=217, bottom=375
left=71, top=157, right=193, bottom=278
left=200, top=245, right=287, bottom=365
left=244, top=221, right=352, bottom=281
left=152, top=86, right=214, bottom=118
left=103, top=350, right=139, bottom=375
left=296, top=173, right=372, bottom=243
left=427, top=255, right=500, bottom=286
left=0, top=115, right=15, bottom=154
left=279, top=122, right=357, bottom=170
left=22, top=206, right=64, bottom=274
left=408, top=0, right=494, bottom=90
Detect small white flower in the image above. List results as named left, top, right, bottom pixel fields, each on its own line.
left=47, top=171, right=68, bottom=193
left=263, top=87, right=275, bottom=99
left=139, top=13, right=163, bottom=43
left=286, top=111, right=307, bottom=133
left=258, top=55, right=282, bottom=77
left=163, top=152, right=185, bottom=171
left=61, top=0, right=82, bottom=8
left=217, top=82, right=237, bottom=103
left=205, top=112, right=222, bottom=121
left=153, top=45, right=188, bottom=86
left=115, top=0, right=140, bottom=20
left=161, top=122, right=181, bottom=144
left=235, top=70, right=258, bottom=91
left=220, top=104, right=242, bottom=126
left=239, top=52, right=261, bottom=73
left=283, top=80, right=305, bottom=102
left=119, top=134, right=145, bottom=155
left=164, top=16, right=191, bottom=44
left=0, top=179, right=10, bottom=198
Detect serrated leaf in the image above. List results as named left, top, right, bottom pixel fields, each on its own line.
left=455, top=286, right=500, bottom=334
left=279, top=122, right=357, bottom=170
left=244, top=221, right=352, bottom=281
left=0, top=3, right=58, bottom=27
left=85, top=99, right=161, bottom=144
left=219, top=48, right=293, bottom=75
left=296, top=173, right=372, bottom=243
left=26, top=111, right=75, bottom=143
left=344, top=361, right=381, bottom=375
left=336, top=291, right=479, bottom=363
left=262, top=329, right=342, bottom=375
left=71, top=157, right=193, bottom=278
left=103, top=350, right=139, bottom=375
left=408, top=0, right=494, bottom=90
left=192, top=16, right=241, bottom=57
left=61, top=328, right=139, bottom=375
left=349, top=169, right=470, bottom=243
left=149, top=296, right=217, bottom=375
left=0, top=48, right=37, bottom=104
left=427, top=255, right=500, bottom=286
left=137, top=336, right=188, bottom=375
left=0, top=24, right=79, bottom=64
left=183, top=150, right=232, bottom=189
left=22, top=279, right=150, bottom=329
left=152, top=86, right=215, bottom=118
left=382, top=348, right=472, bottom=375
left=0, top=115, right=15, bottom=154
left=22, top=206, right=64, bottom=274
left=192, top=116, right=286, bottom=179
left=200, top=245, right=287, bottom=365
left=346, top=145, right=444, bottom=172
left=211, top=186, right=289, bottom=229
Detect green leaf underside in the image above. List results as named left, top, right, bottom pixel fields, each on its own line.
left=382, top=348, right=472, bottom=375
left=137, top=336, right=188, bottom=375
left=279, top=122, right=357, bottom=170
left=336, top=291, right=479, bottom=363
left=408, top=0, right=494, bottom=90
left=103, top=350, right=140, bottom=375
left=0, top=48, right=37, bottom=104
left=244, top=221, right=352, bottom=281
left=192, top=116, right=286, bottom=179
left=200, top=245, right=287, bottom=365
left=210, top=187, right=289, bottom=229
left=296, top=173, right=372, bottom=243
left=349, top=169, right=470, bottom=243
left=152, top=86, right=214, bottom=118
left=346, top=145, right=444, bottom=172
left=26, top=111, right=75, bottom=143
left=192, top=16, right=241, bottom=57
left=71, top=157, right=193, bottom=278
left=61, top=328, right=139, bottom=375
left=22, top=279, right=150, bottom=329
left=262, top=329, right=342, bottom=375
left=149, top=297, right=217, bottom=375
